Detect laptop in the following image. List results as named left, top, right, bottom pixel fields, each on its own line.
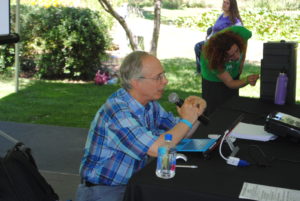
left=176, top=114, right=244, bottom=157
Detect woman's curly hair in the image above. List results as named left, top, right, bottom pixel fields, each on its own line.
left=203, top=31, right=246, bottom=72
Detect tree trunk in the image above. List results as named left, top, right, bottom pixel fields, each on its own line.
left=97, top=0, right=138, bottom=50
left=97, top=0, right=162, bottom=54
left=150, top=0, right=161, bottom=56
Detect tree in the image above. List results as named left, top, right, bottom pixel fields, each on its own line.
left=97, top=0, right=162, bottom=56
left=150, top=0, right=161, bottom=55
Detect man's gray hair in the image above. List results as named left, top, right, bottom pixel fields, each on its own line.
left=120, top=51, right=151, bottom=90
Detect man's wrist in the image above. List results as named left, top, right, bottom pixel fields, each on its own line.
left=180, top=119, right=193, bottom=129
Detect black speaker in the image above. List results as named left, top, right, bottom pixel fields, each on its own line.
left=260, top=41, right=298, bottom=104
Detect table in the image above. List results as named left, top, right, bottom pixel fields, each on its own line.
left=123, top=97, right=300, bottom=201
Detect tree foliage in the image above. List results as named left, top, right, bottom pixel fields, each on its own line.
left=169, top=9, right=300, bottom=42
left=3, top=5, right=112, bottom=80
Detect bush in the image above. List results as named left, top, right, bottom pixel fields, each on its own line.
left=242, top=9, right=300, bottom=42
left=170, top=9, right=300, bottom=42
left=4, top=5, right=112, bottom=80
left=251, top=0, right=300, bottom=11
left=162, top=0, right=183, bottom=9
left=173, top=9, right=218, bottom=31
left=0, top=45, right=15, bottom=74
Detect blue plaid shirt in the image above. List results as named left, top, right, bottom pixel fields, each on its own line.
left=80, top=88, right=180, bottom=185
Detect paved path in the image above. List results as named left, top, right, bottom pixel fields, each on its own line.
left=0, top=121, right=88, bottom=201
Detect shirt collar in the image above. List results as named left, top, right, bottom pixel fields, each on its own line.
left=116, top=88, right=152, bottom=116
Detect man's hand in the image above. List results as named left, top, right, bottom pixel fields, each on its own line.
left=177, top=96, right=206, bottom=124
left=185, top=96, right=207, bottom=114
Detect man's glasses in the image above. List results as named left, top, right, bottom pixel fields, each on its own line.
left=138, top=72, right=167, bottom=83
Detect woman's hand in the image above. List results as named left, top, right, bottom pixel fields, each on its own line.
left=247, top=74, right=260, bottom=86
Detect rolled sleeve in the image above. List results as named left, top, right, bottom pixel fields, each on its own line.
left=109, top=115, right=158, bottom=160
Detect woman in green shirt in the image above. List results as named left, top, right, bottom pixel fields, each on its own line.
left=200, top=26, right=259, bottom=115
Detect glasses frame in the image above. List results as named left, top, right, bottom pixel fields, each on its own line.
left=138, top=72, right=167, bottom=83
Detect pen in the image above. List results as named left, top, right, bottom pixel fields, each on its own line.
left=176, top=165, right=198, bottom=168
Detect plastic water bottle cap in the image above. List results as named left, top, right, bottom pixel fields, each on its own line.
left=165, top=134, right=172, bottom=141
left=158, top=147, right=167, bottom=155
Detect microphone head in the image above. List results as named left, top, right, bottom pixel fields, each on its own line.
left=168, top=92, right=179, bottom=104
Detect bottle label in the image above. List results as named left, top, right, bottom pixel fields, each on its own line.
left=170, top=151, right=176, bottom=171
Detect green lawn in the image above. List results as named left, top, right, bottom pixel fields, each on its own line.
left=4, top=58, right=299, bottom=128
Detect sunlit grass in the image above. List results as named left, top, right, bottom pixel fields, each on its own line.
left=1, top=51, right=299, bottom=128
left=0, top=78, right=33, bottom=98
left=0, top=59, right=271, bottom=128
left=0, top=79, right=120, bottom=128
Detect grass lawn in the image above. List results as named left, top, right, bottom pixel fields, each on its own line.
left=0, top=59, right=280, bottom=128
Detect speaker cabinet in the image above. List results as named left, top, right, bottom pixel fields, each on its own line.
left=260, top=41, right=298, bottom=104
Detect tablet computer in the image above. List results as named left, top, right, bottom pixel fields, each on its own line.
left=176, top=114, right=244, bottom=157
left=176, top=138, right=217, bottom=152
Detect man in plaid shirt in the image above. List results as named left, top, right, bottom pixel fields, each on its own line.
left=75, top=51, right=206, bottom=201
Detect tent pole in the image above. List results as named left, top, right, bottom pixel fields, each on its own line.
left=14, top=0, right=20, bottom=92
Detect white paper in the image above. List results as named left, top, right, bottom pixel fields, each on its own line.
left=239, top=182, right=300, bottom=201
left=229, top=122, right=277, bottom=142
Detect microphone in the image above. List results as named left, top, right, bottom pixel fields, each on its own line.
left=168, top=92, right=209, bottom=125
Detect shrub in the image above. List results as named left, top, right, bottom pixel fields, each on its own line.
left=242, top=9, right=300, bottom=42
left=0, top=45, right=15, bottom=74
left=162, top=0, right=183, bottom=9
left=5, top=5, right=112, bottom=80
left=170, top=9, right=300, bottom=42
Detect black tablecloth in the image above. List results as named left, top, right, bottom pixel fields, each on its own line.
left=123, top=97, right=300, bottom=201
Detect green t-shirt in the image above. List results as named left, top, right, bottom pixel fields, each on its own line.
left=200, top=26, right=252, bottom=82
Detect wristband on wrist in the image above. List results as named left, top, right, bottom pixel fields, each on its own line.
left=180, top=119, right=193, bottom=129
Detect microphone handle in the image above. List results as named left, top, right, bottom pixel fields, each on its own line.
left=176, top=99, right=184, bottom=107
left=198, top=115, right=209, bottom=125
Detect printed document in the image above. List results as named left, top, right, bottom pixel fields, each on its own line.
left=229, top=122, right=277, bottom=141
left=239, top=182, right=300, bottom=201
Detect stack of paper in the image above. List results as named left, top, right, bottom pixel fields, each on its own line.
left=229, top=122, right=277, bottom=142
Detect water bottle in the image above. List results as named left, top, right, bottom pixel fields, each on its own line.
left=156, top=134, right=176, bottom=179
left=274, top=72, right=288, bottom=105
